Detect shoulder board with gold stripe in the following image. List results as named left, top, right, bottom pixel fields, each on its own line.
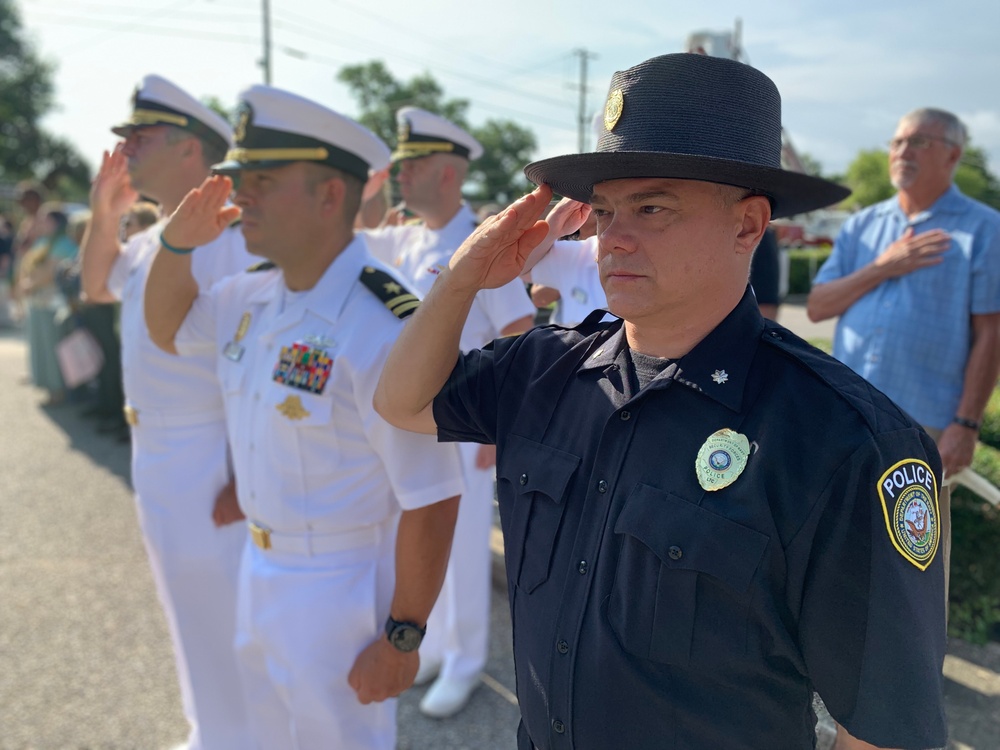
left=360, top=266, right=420, bottom=319
left=246, top=261, right=276, bottom=272
left=229, top=218, right=242, bottom=228
left=403, top=217, right=424, bottom=227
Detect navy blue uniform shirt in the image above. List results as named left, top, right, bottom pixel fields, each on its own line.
left=433, top=288, right=947, bottom=750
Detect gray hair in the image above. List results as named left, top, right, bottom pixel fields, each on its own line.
left=901, top=108, right=968, bottom=149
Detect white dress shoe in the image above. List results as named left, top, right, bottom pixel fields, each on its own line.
left=419, top=674, right=481, bottom=718
left=413, top=656, right=442, bottom=687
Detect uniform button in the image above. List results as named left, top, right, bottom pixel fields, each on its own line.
left=556, top=640, right=569, bottom=654
left=620, top=410, right=631, bottom=421
left=249, top=443, right=255, bottom=451
left=577, top=560, right=588, bottom=574
left=254, top=392, right=261, bottom=401
left=668, top=545, right=683, bottom=560
left=768, top=330, right=782, bottom=340
left=519, top=473, right=528, bottom=486
left=597, top=480, right=608, bottom=493
left=552, top=719, right=566, bottom=734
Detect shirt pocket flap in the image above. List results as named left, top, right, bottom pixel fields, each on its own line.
left=501, top=433, right=581, bottom=503
left=615, top=484, right=768, bottom=594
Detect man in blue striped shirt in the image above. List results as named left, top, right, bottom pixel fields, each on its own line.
left=808, top=107, right=1000, bottom=599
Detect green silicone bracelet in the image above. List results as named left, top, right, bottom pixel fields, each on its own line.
left=160, top=232, right=195, bottom=255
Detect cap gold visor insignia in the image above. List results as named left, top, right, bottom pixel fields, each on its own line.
left=130, top=108, right=189, bottom=128
left=225, top=147, right=330, bottom=163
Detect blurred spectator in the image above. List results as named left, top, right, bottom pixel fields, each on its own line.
left=124, top=201, right=159, bottom=238
left=749, top=227, right=781, bottom=320
left=17, top=204, right=79, bottom=405
left=0, top=213, right=14, bottom=326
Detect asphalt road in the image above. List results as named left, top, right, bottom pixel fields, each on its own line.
left=0, top=328, right=518, bottom=750
left=3, top=313, right=999, bottom=750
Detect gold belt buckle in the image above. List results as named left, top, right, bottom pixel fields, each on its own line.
left=123, top=406, right=139, bottom=426
left=248, top=522, right=272, bottom=551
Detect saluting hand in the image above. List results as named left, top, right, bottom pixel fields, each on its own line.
left=446, top=184, right=553, bottom=293
left=161, top=175, right=241, bottom=251
left=90, top=146, right=139, bottom=220
left=347, top=637, right=419, bottom=705
left=873, top=227, right=950, bottom=279
left=545, top=196, right=592, bottom=239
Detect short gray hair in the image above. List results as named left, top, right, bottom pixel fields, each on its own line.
left=901, top=108, right=968, bottom=149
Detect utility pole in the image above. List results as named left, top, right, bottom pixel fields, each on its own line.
left=261, top=0, right=272, bottom=84
left=572, top=48, right=598, bottom=152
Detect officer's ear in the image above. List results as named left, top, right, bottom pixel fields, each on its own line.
left=307, top=165, right=348, bottom=218
left=734, top=194, right=771, bottom=257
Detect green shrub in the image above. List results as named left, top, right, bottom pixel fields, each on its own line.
left=948, top=441, right=1000, bottom=643
left=979, top=387, right=1000, bottom=452
left=786, top=248, right=832, bottom=295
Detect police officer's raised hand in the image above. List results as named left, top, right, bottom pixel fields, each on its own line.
left=873, top=227, right=950, bottom=279
left=348, top=636, right=419, bottom=704
left=90, top=146, right=139, bottom=220
left=161, top=175, right=241, bottom=251
left=446, top=184, right=553, bottom=293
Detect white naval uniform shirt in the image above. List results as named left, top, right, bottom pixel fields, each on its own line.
left=107, top=220, right=255, bottom=413
left=173, top=235, right=465, bottom=533
left=530, top=236, right=608, bottom=327
left=365, top=203, right=535, bottom=351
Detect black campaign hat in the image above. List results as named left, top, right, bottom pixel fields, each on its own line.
left=524, top=54, right=849, bottom=218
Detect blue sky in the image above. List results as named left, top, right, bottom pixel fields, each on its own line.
left=18, top=0, right=1000, bottom=183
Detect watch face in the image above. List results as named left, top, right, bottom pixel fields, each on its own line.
left=390, top=624, right=423, bottom=652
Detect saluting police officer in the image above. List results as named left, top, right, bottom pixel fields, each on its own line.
left=364, top=107, right=535, bottom=718
left=80, top=75, right=254, bottom=750
left=143, top=85, right=465, bottom=749
left=374, top=54, right=948, bottom=750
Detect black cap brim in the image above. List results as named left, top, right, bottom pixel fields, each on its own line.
left=524, top=152, right=850, bottom=219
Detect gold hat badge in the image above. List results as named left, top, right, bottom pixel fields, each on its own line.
left=604, top=89, right=624, bottom=131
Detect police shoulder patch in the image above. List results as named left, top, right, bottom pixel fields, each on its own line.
left=246, top=260, right=276, bottom=272
left=877, top=458, right=939, bottom=570
left=360, top=266, right=420, bottom=319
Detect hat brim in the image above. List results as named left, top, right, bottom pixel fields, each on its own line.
left=211, top=159, right=299, bottom=175
left=524, top=152, right=850, bottom=218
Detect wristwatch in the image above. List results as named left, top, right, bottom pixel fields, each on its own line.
left=385, top=616, right=426, bottom=653
left=953, top=416, right=981, bottom=431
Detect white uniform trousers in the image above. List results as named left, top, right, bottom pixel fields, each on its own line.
left=131, top=419, right=251, bottom=750
left=234, top=520, right=398, bottom=750
left=419, top=442, right=492, bottom=682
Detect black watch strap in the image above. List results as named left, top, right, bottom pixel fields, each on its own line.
left=953, top=416, right=981, bottom=431
left=384, top=616, right=426, bottom=652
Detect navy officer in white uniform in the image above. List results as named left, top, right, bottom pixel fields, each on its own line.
left=365, top=107, right=535, bottom=719
left=80, top=74, right=254, bottom=750
left=143, top=85, right=465, bottom=749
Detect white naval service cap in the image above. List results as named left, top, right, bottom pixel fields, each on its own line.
left=391, top=106, right=484, bottom=163
left=212, top=85, right=391, bottom=182
left=111, top=74, right=233, bottom=153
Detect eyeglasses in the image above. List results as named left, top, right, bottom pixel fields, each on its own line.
left=888, top=135, right=956, bottom=152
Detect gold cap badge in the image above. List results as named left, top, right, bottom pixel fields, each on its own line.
left=696, top=428, right=751, bottom=491
left=604, top=89, right=624, bottom=131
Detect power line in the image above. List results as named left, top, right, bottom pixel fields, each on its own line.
left=276, top=46, right=577, bottom=134
left=26, top=9, right=261, bottom=47
left=25, top=0, right=258, bottom=22
left=271, top=14, right=573, bottom=110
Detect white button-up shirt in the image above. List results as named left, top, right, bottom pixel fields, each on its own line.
left=530, top=237, right=608, bottom=327
left=109, top=221, right=254, bottom=413
left=365, top=203, right=535, bottom=351
left=174, top=235, right=464, bottom=533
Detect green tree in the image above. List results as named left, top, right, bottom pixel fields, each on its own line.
left=338, top=61, right=536, bottom=204
left=843, top=149, right=894, bottom=208
left=956, top=145, right=1000, bottom=210
left=0, top=0, right=91, bottom=198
